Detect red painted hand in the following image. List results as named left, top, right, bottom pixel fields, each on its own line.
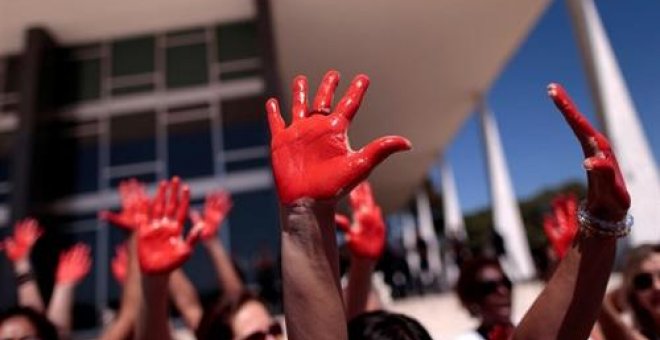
left=137, top=177, right=200, bottom=275
left=548, top=84, right=630, bottom=221
left=111, top=243, right=128, bottom=284
left=543, top=194, right=579, bottom=259
left=56, top=243, right=92, bottom=285
left=99, top=179, right=150, bottom=231
left=335, top=182, right=386, bottom=260
left=190, top=191, right=233, bottom=241
left=2, top=218, right=43, bottom=262
left=267, top=70, right=412, bottom=204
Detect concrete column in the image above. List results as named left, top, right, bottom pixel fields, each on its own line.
left=437, top=156, right=466, bottom=285
left=479, top=103, right=536, bottom=280
left=566, top=0, right=660, bottom=245
left=415, top=188, right=443, bottom=287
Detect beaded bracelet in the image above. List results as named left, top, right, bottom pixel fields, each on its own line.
left=577, top=201, right=633, bottom=238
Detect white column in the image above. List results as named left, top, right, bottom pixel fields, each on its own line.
left=566, top=0, right=660, bottom=245
left=415, top=188, right=443, bottom=286
left=437, top=156, right=466, bottom=285
left=479, top=103, right=536, bottom=281
left=438, top=156, right=467, bottom=241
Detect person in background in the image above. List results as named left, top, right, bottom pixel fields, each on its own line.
left=599, top=244, right=660, bottom=339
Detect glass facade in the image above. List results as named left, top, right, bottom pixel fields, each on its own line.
left=0, top=17, right=280, bottom=330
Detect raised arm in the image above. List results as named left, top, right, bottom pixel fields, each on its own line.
left=135, top=177, right=200, bottom=340
left=47, top=243, right=92, bottom=340
left=336, top=181, right=386, bottom=320
left=2, top=218, right=45, bottom=312
left=267, top=70, right=411, bottom=340
left=191, top=191, right=244, bottom=298
left=514, top=83, right=632, bottom=340
left=99, top=179, right=150, bottom=340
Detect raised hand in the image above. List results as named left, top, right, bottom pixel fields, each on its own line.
left=111, top=243, right=128, bottom=284
left=548, top=84, right=630, bottom=221
left=267, top=70, right=412, bottom=204
left=100, top=179, right=150, bottom=230
left=56, top=243, right=92, bottom=285
left=335, top=182, right=386, bottom=260
left=190, top=191, right=232, bottom=241
left=137, top=177, right=200, bottom=274
left=543, top=194, right=579, bottom=259
left=2, top=218, right=43, bottom=262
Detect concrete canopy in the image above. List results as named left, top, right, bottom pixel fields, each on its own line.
left=1, top=0, right=550, bottom=211
left=270, top=0, right=550, bottom=211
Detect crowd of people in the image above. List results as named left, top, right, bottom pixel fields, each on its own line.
left=0, top=70, right=658, bottom=339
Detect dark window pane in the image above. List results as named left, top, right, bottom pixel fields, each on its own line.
left=220, top=68, right=262, bottom=81
left=112, top=36, right=155, bottom=76
left=68, top=59, right=101, bottom=102
left=221, top=96, right=268, bottom=150
left=216, top=21, right=259, bottom=62
left=68, top=135, right=98, bottom=193
left=228, top=189, right=279, bottom=282
left=166, top=44, right=208, bottom=88
left=110, top=112, right=156, bottom=165
left=168, top=120, right=214, bottom=178
left=0, top=132, right=13, bottom=181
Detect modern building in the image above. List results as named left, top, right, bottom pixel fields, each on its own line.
left=1, top=0, right=658, bottom=333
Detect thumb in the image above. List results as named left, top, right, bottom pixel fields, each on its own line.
left=354, top=136, right=411, bottom=177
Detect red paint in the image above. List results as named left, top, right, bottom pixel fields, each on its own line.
left=548, top=83, right=630, bottom=221
left=56, top=243, right=92, bottom=284
left=267, top=70, right=412, bottom=204
left=111, top=243, right=128, bottom=284
left=190, top=191, right=233, bottom=241
left=137, top=177, right=199, bottom=275
left=543, top=194, right=578, bottom=259
left=335, top=182, right=386, bottom=260
left=1, top=219, right=42, bottom=262
left=99, top=179, right=150, bottom=230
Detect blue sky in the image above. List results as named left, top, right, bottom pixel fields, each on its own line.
left=436, top=1, right=660, bottom=214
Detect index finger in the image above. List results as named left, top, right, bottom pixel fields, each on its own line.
left=547, top=83, right=601, bottom=156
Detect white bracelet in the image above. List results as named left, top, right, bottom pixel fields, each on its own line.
left=577, top=201, right=633, bottom=238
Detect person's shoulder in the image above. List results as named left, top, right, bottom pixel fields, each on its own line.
left=452, top=330, right=485, bottom=340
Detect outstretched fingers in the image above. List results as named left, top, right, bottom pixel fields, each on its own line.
left=335, top=74, right=370, bottom=122
left=266, top=98, right=285, bottom=134
left=312, top=70, right=340, bottom=114
left=292, top=75, right=309, bottom=121
left=352, top=136, right=412, bottom=179
left=547, top=83, right=602, bottom=157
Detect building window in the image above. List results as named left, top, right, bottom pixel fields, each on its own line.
left=111, top=36, right=156, bottom=96
left=216, top=21, right=262, bottom=80
left=167, top=106, right=214, bottom=178
left=166, top=28, right=209, bottom=89
left=109, top=111, right=157, bottom=166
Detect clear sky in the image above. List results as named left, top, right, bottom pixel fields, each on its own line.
left=435, top=0, right=660, bottom=214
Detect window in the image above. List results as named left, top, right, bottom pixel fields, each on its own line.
left=216, top=21, right=262, bottom=80
left=0, top=132, right=13, bottom=203
left=166, top=44, right=208, bottom=88
left=59, top=46, right=102, bottom=104
left=221, top=96, right=268, bottom=151
left=110, top=111, right=157, bottom=166
left=168, top=118, right=214, bottom=178
left=111, top=36, right=155, bottom=96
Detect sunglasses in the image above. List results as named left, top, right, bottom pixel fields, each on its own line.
left=476, top=277, right=513, bottom=296
left=241, top=322, right=284, bottom=340
left=632, top=271, right=660, bottom=291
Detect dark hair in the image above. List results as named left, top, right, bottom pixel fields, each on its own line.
left=348, top=311, right=432, bottom=340
left=195, top=290, right=263, bottom=340
left=0, top=306, right=59, bottom=340
left=622, top=243, right=660, bottom=338
left=455, top=256, right=505, bottom=316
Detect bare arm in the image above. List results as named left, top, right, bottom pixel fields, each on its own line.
left=47, top=243, right=91, bottom=340
left=513, top=83, right=632, bottom=340
left=597, top=289, right=646, bottom=340
left=202, top=238, right=244, bottom=298
left=345, top=256, right=376, bottom=320
left=281, top=201, right=346, bottom=340
left=14, top=258, right=45, bottom=312
left=168, top=269, right=203, bottom=330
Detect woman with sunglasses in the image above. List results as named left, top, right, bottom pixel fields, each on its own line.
left=455, top=257, right=513, bottom=340
left=599, top=244, right=660, bottom=339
